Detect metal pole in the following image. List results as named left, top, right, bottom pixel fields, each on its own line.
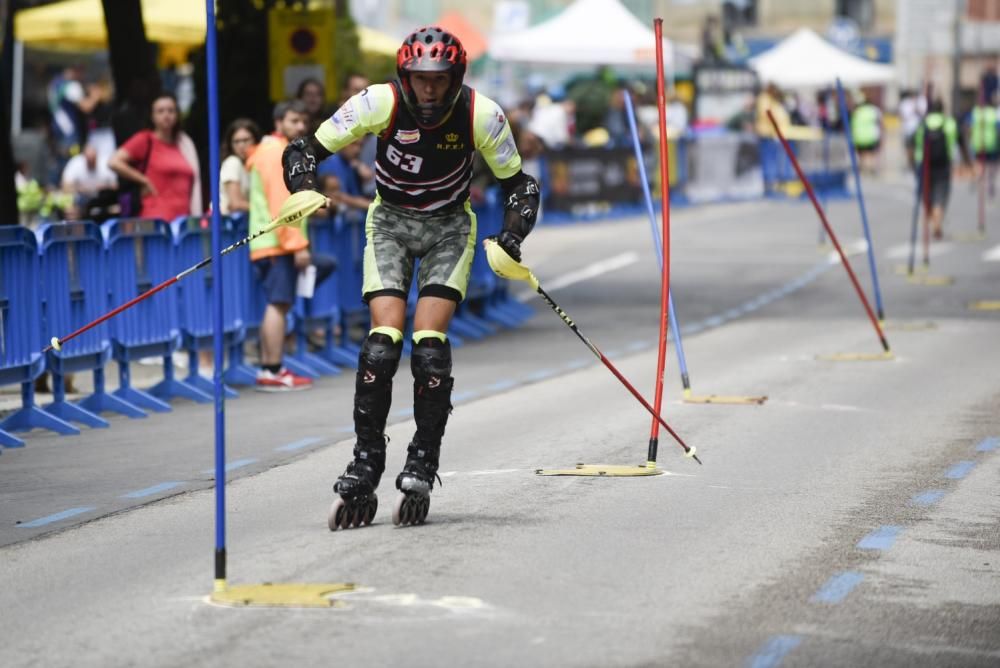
left=12, top=40, right=22, bottom=135
left=835, top=78, right=886, bottom=321
left=623, top=90, right=692, bottom=396
left=205, top=0, right=227, bottom=593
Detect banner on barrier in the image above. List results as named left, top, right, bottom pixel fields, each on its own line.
left=545, top=144, right=679, bottom=214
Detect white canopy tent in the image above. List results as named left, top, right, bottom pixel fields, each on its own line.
left=748, top=28, right=894, bottom=89
left=488, top=0, right=672, bottom=71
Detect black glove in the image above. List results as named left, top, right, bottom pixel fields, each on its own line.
left=282, top=137, right=319, bottom=193
left=489, top=229, right=523, bottom=262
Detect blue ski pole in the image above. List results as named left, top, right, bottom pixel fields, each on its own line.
left=624, top=91, right=692, bottom=395
left=836, top=78, right=886, bottom=321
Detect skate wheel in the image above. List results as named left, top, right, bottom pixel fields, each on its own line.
left=328, top=497, right=347, bottom=532
left=392, top=493, right=408, bottom=526
left=417, top=496, right=430, bottom=524
left=363, top=495, right=378, bottom=526
left=339, top=500, right=353, bottom=530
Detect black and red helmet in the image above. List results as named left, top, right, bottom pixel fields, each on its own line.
left=396, top=26, right=468, bottom=128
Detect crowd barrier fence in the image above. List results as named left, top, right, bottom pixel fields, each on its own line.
left=0, top=188, right=532, bottom=448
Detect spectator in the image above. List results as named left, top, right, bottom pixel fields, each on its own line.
left=108, top=93, right=203, bottom=220
left=529, top=86, right=574, bottom=150
left=755, top=83, right=789, bottom=137
left=60, top=144, right=117, bottom=213
left=899, top=88, right=927, bottom=170
left=601, top=85, right=632, bottom=147
left=247, top=100, right=335, bottom=392
left=219, top=118, right=261, bottom=215
left=914, top=97, right=969, bottom=240
left=965, top=89, right=998, bottom=199
left=47, top=65, right=102, bottom=169
left=851, top=91, right=883, bottom=174
left=296, top=78, right=327, bottom=133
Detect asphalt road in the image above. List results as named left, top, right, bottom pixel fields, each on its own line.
left=1, top=176, right=998, bottom=667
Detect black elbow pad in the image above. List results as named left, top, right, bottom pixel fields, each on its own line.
left=282, top=137, right=328, bottom=193
left=501, top=173, right=540, bottom=239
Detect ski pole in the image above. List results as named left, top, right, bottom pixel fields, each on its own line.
left=43, top=190, right=328, bottom=354
left=483, top=239, right=701, bottom=464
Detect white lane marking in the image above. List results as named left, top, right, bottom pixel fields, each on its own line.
left=983, top=244, right=1000, bottom=262
left=826, top=239, right=868, bottom=264
left=885, top=241, right=954, bottom=260
left=516, top=252, right=639, bottom=302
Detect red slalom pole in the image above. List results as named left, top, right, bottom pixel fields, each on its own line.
left=646, top=17, right=672, bottom=467
left=766, top=110, right=891, bottom=354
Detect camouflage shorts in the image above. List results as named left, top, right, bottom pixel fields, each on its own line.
left=362, top=197, right=477, bottom=303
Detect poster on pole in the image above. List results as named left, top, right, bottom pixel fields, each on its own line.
left=268, top=8, right=336, bottom=102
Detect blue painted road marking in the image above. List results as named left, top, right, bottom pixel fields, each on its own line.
left=811, top=571, right=864, bottom=604
left=486, top=379, right=518, bottom=392
left=975, top=437, right=999, bottom=452
left=121, top=482, right=182, bottom=499
left=201, top=458, right=257, bottom=475
left=747, top=635, right=803, bottom=668
left=945, top=461, right=976, bottom=479
left=857, top=525, right=901, bottom=550
left=19, top=507, right=96, bottom=528
left=275, top=437, right=324, bottom=452
left=809, top=571, right=865, bottom=603
left=525, top=369, right=556, bottom=382
left=911, top=490, right=946, bottom=506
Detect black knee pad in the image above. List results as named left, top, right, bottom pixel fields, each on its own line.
left=357, top=332, right=402, bottom=391
left=411, top=338, right=453, bottom=389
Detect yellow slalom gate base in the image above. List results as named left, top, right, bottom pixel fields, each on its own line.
left=880, top=320, right=937, bottom=331
left=951, top=231, right=987, bottom=242
left=894, top=264, right=929, bottom=275
left=815, top=351, right=896, bottom=362
left=969, top=300, right=1000, bottom=311
left=683, top=389, right=767, bottom=405
left=536, top=462, right=664, bottom=477
left=906, top=274, right=954, bottom=286
left=210, top=581, right=356, bottom=608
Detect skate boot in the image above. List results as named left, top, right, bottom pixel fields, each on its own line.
left=393, top=335, right=453, bottom=526
left=393, top=440, right=443, bottom=526
left=329, top=440, right=386, bottom=530
left=327, top=330, right=401, bottom=531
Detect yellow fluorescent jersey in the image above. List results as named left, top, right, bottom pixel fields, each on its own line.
left=315, top=83, right=522, bottom=210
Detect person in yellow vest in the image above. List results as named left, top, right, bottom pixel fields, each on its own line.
left=248, top=101, right=336, bottom=391
left=965, top=91, right=998, bottom=199
left=851, top=92, right=882, bottom=174
left=914, top=97, right=969, bottom=240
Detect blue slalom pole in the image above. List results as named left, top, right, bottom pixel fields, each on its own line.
left=623, top=91, right=691, bottom=394
left=835, top=78, right=886, bottom=321
left=205, top=0, right=227, bottom=591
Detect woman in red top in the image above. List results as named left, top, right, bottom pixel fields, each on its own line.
left=109, top=93, right=203, bottom=219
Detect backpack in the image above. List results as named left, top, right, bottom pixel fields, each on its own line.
left=923, top=123, right=949, bottom=167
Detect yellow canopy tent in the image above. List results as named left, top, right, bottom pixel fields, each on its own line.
left=15, top=0, right=398, bottom=55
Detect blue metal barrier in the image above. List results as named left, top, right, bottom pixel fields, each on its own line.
left=222, top=214, right=260, bottom=385
left=0, top=226, right=78, bottom=444
left=102, top=217, right=194, bottom=411
left=284, top=215, right=341, bottom=376
left=37, top=222, right=141, bottom=426
left=170, top=215, right=244, bottom=397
